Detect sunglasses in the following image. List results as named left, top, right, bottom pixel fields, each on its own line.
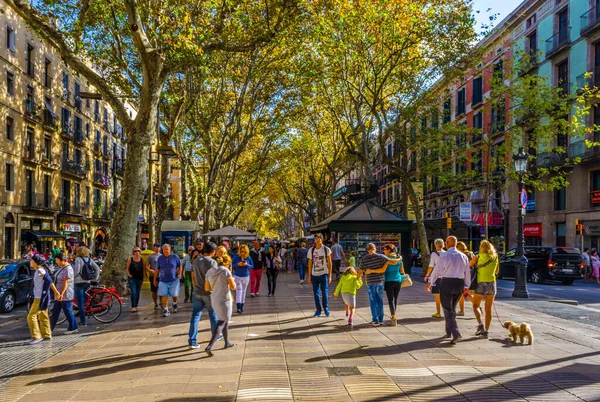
left=133, top=249, right=141, bottom=253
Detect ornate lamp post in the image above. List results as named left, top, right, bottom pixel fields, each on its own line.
left=512, top=147, right=529, bottom=298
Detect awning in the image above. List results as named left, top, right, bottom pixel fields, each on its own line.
left=23, top=230, right=65, bottom=240
left=160, top=220, right=201, bottom=232
left=202, top=226, right=254, bottom=238
left=44, top=99, right=58, bottom=119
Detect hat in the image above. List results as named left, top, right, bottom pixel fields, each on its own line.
left=153, top=242, right=161, bottom=247
left=315, top=233, right=324, bottom=239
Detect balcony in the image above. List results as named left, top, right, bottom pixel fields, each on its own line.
left=61, top=123, right=74, bottom=140
left=40, top=154, right=60, bottom=170
left=113, top=159, right=125, bottom=176
left=94, top=171, right=111, bottom=187
left=44, top=74, right=53, bottom=89
left=74, top=96, right=82, bottom=111
left=74, top=129, right=85, bottom=145
left=24, top=99, right=41, bottom=122
left=42, top=110, right=58, bottom=131
left=61, top=198, right=85, bottom=215
left=581, top=5, right=600, bottom=37
left=23, top=144, right=39, bottom=165
left=93, top=205, right=113, bottom=220
left=537, top=151, right=567, bottom=168
left=62, top=158, right=88, bottom=179
left=569, top=139, right=600, bottom=163
left=23, top=192, right=56, bottom=212
left=545, top=28, right=571, bottom=59
left=93, top=141, right=102, bottom=155
left=101, top=147, right=112, bottom=160
left=519, top=53, right=538, bottom=76
left=61, top=89, right=70, bottom=104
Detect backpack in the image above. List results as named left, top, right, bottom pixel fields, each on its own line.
left=309, top=246, right=330, bottom=272
left=79, top=257, right=96, bottom=281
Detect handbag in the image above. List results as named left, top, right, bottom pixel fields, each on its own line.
left=469, top=256, right=495, bottom=290
left=400, top=274, right=413, bottom=288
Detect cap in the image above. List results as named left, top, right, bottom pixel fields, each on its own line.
left=133, top=247, right=141, bottom=252
left=153, top=242, right=161, bottom=247
left=315, top=233, right=324, bottom=239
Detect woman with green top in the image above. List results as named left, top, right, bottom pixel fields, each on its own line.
left=469, top=240, right=499, bottom=338
left=333, top=267, right=363, bottom=326
left=383, top=244, right=404, bottom=326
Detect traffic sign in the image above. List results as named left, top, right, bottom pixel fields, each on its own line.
left=520, top=189, right=528, bottom=209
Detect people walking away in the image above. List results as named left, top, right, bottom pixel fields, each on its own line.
left=182, top=246, right=195, bottom=303
left=331, top=239, right=347, bottom=280
left=205, top=254, right=236, bottom=357
left=307, top=233, right=332, bottom=317
left=424, top=239, right=446, bottom=319
left=146, top=243, right=161, bottom=309
left=426, top=236, right=470, bottom=344
left=264, top=244, right=282, bottom=297
left=583, top=248, right=592, bottom=282
left=383, top=244, right=404, bottom=326
left=469, top=240, right=499, bottom=338
left=287, top=246, right=296, bottom=273
left=27, top=255, right=59, bottom=344
left=455, top=242, right=474, bottom=316
left=50, top=252, right=78, bottom=334
left=360, top=243, right=402, bottom=326
left=249, top=240, right=264, bottom=296
left=154, top=244, right=183, bottom=317
left=126, top=247, right=145, bottom=312
left=591, top=249, right=600, bottom=284
left=232, top=244, right=253, bottom=313
left=334, top=267, right=363, bottom=326
left=188, top=242, right=219, bottom=349
left=297, top=242, right=308, bottom=284
left=73, top=246, right=100, bottom=324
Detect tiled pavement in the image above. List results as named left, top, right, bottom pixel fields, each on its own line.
left=2, top=272, right=600, bottom=402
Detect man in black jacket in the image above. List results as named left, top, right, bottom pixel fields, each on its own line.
left=249, top=240, right=264, bottom=297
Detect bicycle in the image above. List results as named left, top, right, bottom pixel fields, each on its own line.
left=52, top=285, right=123, bottom=325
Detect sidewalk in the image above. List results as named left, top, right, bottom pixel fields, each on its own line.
left=3, top=271, right=600, bottom=402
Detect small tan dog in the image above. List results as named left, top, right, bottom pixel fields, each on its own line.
left=503, top=321, right=534, bottom=345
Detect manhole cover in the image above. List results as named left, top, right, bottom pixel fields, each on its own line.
left=327, top=366, right=362, bottom=377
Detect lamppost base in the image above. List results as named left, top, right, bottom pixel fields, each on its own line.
left=512, top=287, right=529, bottom=298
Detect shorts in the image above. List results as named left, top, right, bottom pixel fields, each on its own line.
left=584, top=265, right=592, bottom=276
left=341, top=293, right=356, bottom=307
left=158, top=280, right=180, bottom=297
left=475, top=281, right=497, bottom=296
left=431, top=278, right=442, bottom=294
left=149, top=275, right=158, bottom=293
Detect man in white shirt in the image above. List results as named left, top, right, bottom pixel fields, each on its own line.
left=426, top=236, right=470, bottom=344
left=307, top=233, right=332, bottom=317
left=424, top=238, right=445, bottom=318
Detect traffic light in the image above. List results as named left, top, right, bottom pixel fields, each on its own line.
left=575, top=219, right=583, bottom=236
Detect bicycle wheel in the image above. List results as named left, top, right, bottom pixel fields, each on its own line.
left=91, top=291, right=122, bottom=323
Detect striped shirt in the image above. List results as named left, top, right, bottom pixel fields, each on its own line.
left=359, top=253, right=390, bottom=284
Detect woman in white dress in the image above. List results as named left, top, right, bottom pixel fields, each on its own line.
left=204, top=254, right=236, bottom=356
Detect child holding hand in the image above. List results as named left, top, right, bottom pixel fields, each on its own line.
left=334, top=267, right=363, bottom=326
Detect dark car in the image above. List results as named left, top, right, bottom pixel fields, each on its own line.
left=0, top=260, right=33, bottom=313
left=498, top=246, right=583, bottom=285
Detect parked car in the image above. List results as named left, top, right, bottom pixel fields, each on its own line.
left=0, top=260, right=33, bottom=313
left=498, top=246, right=583, bottom=285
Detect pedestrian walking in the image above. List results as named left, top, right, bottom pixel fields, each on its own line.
left=426, top=236, right=470, bottom=344
left=188, top=242, right=219, bottom=349
left=154, top=244, right=183, bottom=317
left=307, top=233, right=332, bottom=317
left=582, top=248, right=592, bottom=282
left=333, top=266, right=363, bottom=326
left=331, top=239, right=347, bottom=279
left=348, top=251, right=356, bottom=269
left=182, top=246, right=195, bottom=303
left=264, top=244, right=282, bottom=297
left=51, top=244, right=61, bottom=259
left=383, top=244, right=404, bottom=326
left=73, top=246, right=100, bottom=323
left=286, top=246, right=295, bottom=273
left=469, top=240, right=499, bottom=338
left=126, top=247, right=145, bottom=312
left=205, top=254, right=236, bottom=357
left=50, top=252, right=78, bottom=334
left=232, top=244, right=253, bottom=313
left=190, top=239, right=204, bottom=264
left=360, top=243, right=402, bottom=325
left=455, top=242, right=474, bottom=316
left=591, top=249, right=600, bottom=284
left=146, top=243, right=161, bottom=309
left=297, top=242, right=308, bottom=284
left=423, top=239, right=446, bottom=319
left=27, top=255, right=59, bottom=344
left=249, top=240, right=264, bottom=296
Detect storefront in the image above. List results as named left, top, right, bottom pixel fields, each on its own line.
left=524, top=223, right=542, bottom=246
left=583, top=220, right=600, bottom=251
left=20, top=217, right=62, bottom=256
left=62, top=222, right=83, bottom=255
left=161, top=220, right=201, bottom=258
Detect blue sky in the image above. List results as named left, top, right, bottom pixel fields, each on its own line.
left=473, top=0, right=525, bottom=34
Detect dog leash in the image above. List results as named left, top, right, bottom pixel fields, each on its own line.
left=492, top=302, right=504, bottom=326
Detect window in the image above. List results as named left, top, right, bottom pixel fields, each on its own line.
left=457, top=122, right=467, bottom=147
left=5, top=163, right=14, bottom=191
left=26, top=44, right=34, bottom=77
left=6, top=26, right=14, bottom=52
left=94, top=100, right=99, bottom=122
left=44, top=135, right=51, bottom=159
left=44, top=58, right=51, bottom=88
left=443, top=98, right=451, bottom=124
left=472, top=77, right=483, bottom=105
left=86, top=122, right=90, bottom=138
left=527, top=31, right=537, bottom=57
left=557, top=60, right=569, bottom=95
left=86, top=186, right=90, bottom=205
left=62, top=142, right=69, bottom=160
left=6, top=116, right=14, bottom=140
left=492, top=99, right=505, bottom=133
left=456, top=157, right=467, bottom=174
left=457, top=87, right=466, bottom=115
left=6, top=71, right=14, bottom=96
left=492, top=140, right=505, bottom=172
left=472, top=112, right=483, bottom=143
left=472, top=149, right=483, bottom=173
left=387, top=143, right=392, bottom=158
left=555, top=187, right=566, bottom=211
left=526, top=14, right=537, bottom=29
left=61, top=107, right=71, bottom=132
left=556, top=222, right=566, bottom=247
left=494, top=60, right=504, bottom=84
left=62, top=72, right=69, bottom=100
left=74, top=115, right=82, bottom=140
left=43, top=175, right=50, bottom=208
left=74, top=82, right=81, bottom=110
left=74, top=183, right=80, bottom=207
left=95, top=159, right=101, bottom=172
left=25, top=126, right=34, bottom=158
left=74, top=149, right=82, bottom=165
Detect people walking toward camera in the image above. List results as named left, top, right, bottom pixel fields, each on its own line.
left=126, top=247, right=145, bottom=312
left=308, top=233, right=332, bottom=317
left=264, top=244, right=282, bottom=296
left=591, top=249, right=600, bottom=284
left=383, top=244, right=404, bottom=326
left=424, top=239, right=446, bottom=318
left=27, top=255, right=59, bottom=344
left=188, top=242, right=219, bottom=349
left=232, top=244, right=253, bottom=313
left=50, top=252, right=78, bottom=334
left=455, top=242, right=474, bottom=316
left=146, top=243, right=161, bottom=309
left=154, top=244, right=183, bottom=317
left=426, top=236, right=470, bottom=344
left=469, top=240, right=499, bottom=338
left=205, top=254, right=236, bottom=357
left=73, top=246, right=100, bottom=324
left=249, top=240, right=264, bottom=296
left=582, top=248, right=592, bottom=282
left=334, top=267, right=363, bottom=326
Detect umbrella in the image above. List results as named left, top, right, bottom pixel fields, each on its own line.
left=202, top=226, right=254, bottom=238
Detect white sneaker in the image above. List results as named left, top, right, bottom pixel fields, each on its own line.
left=64, top=329, right=79, bottom=335
left=163, top=309, right=170, bottom=317
left=189, top=345, right=200, bottom=349
left=299, top=280, right=304, bottom=284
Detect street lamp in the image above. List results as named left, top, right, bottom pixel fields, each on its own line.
left=512, top=147, right=529, bottom=298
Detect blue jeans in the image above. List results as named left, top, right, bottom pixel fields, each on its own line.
left=311, top=275, right=329, bottom=313
left=50, top=300, right=77, bottom=331
left=188, top=295, right=218, bottom=346
left=298, top=263, right=306, bottom=281
left=128, top=278, right=143, bottom=308
left=74, top=283, right=90, bottom=325
left=367, top=283, right=385, bottom=323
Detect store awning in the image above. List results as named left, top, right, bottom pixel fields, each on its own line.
left=202, top=226, right=254, bottom=238
left=160, top=220, right=201, bottom=232
left=23, top=230, right=65, bottom=240
left=44, top=99, right=58, bottom=119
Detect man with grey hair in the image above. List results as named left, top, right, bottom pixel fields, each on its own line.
left=426, top=236, right=470, bottom=344
left=359, top=243, right=402, bottom=325
left=424, top=238, right=446, bottom=318
left=154, top=244, right=183, bottom=317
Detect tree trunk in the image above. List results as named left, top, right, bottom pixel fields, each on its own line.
left=155, top=155, right=170, bottom=240
left=180, top=159, right=189, bottom=220
left=403, top=176, right=430, bottom=267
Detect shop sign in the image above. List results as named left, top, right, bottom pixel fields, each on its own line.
left=142, top=233, right=149, bottom=239
left=42, top=222, right=51, bottom=230
left=65, top=223, right=82, bottom=232
left=526, top=200, right=535, bottom=212
left=459, top=202, right=472, bottom=221
left=592, top=190, right=600, bottom=206
left=584, top=221, right=600, bottom=236
left=20, top=220, right=31, bottom=229
left=524, top=223, right=542, bottom=237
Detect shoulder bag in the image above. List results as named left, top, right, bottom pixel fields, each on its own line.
left=469, top=256, right=496, bottom=291
left=400, top=273, right=413, bottom=288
